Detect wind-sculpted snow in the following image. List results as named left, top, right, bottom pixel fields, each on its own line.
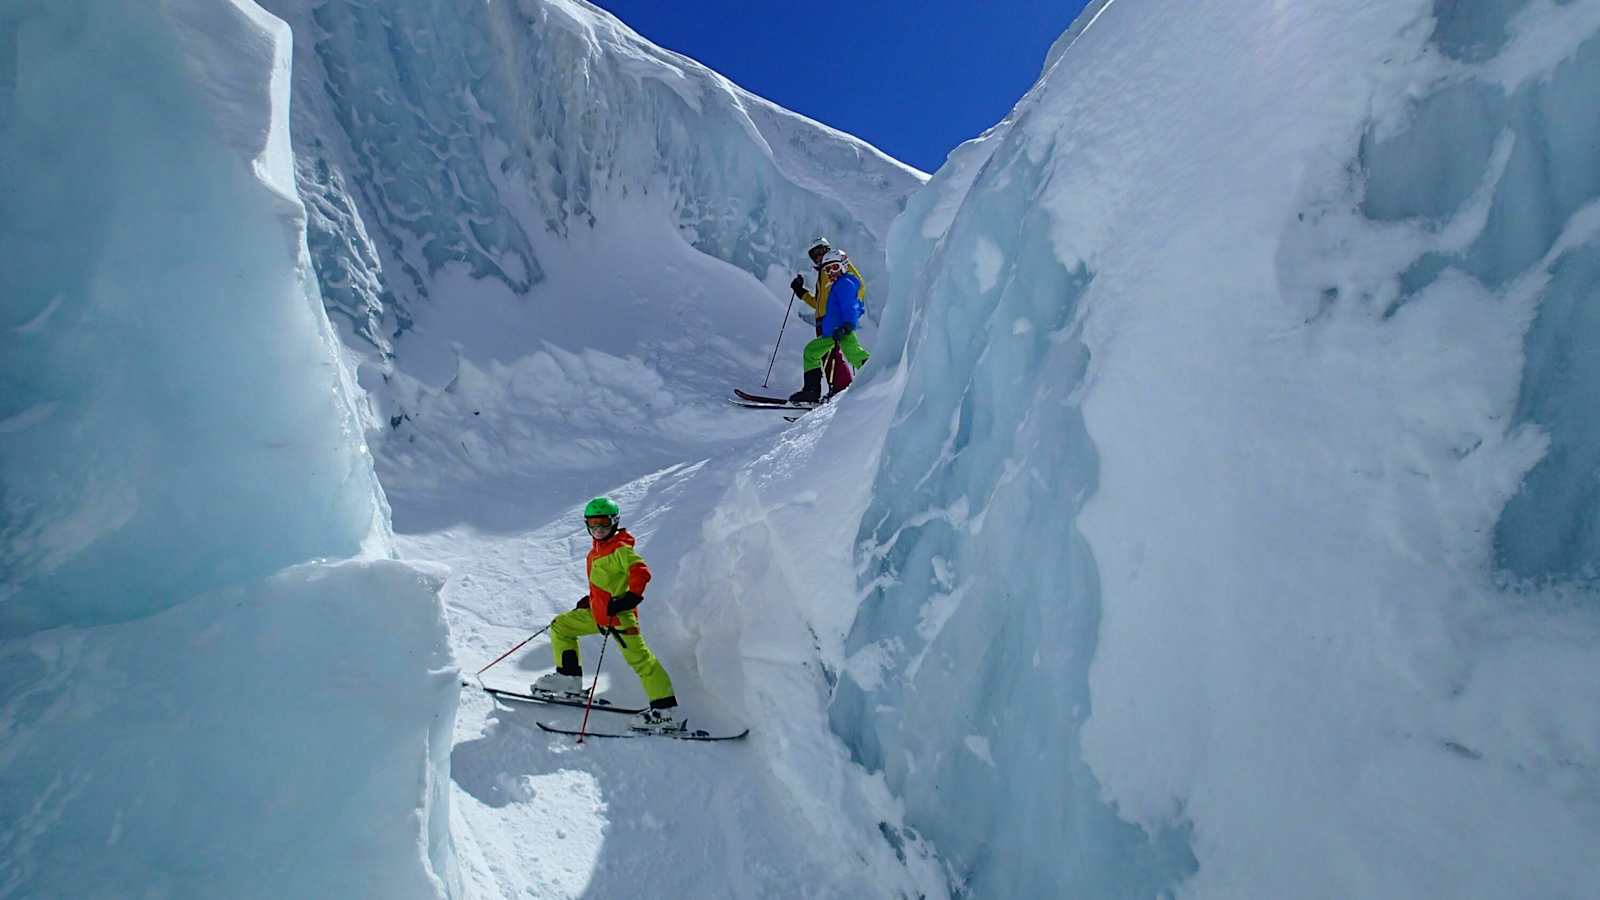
left=263, top=0, right=924, bottom=360
left=836, top=0, right=1600, bottom=896
left=0, top=2, right=455, bottom=895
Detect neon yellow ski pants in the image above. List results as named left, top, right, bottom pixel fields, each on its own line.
left=548, top=608, right=675, bottom=702
left=802, top=332, right=870, bottom=372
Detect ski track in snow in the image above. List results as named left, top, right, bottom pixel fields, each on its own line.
left=395, top=385, right=941, bottom=899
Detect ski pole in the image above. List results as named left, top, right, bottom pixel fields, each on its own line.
left=761, top=288, right=801, bottom=388
left=466, top=624, right=551, bottom=688
left=576, top=630, right=613, bottom=745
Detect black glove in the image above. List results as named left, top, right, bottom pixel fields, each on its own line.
left=609, top=591, right=642, bottom=613
left=831, top=324, right=852, bottom=339
left=790, top=274, right=805, bottom=295
left=574, top=594, right=590, bottom=610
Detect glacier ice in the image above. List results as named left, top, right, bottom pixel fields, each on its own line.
left=1, top=560, right=456, bottom=898
left=831, top=0, right=1600, bottom=896
left=1341, top=0, right=1600, bottom=584
left=262, top=0, right=924, bottom=361
left=0, top=1, right=455, bottom=896
left=10, top=0, right=1596, bottom=894
left=1, top=0, right=381, bottom=632
left=829, top=17, right=1194, bottom=896
left=261, top=0, right=926, bottom=531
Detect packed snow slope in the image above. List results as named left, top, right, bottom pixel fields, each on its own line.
left=0, top=2, right=454, bottom=897
left=258, top=0, right=948, bottom=898
left=829, top=0, right=1600, bottom=896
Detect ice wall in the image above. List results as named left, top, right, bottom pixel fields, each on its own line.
left=261, top=0, right=925, bottom=359
left=834, top=0, right=1600, bottom=896
left=1, top=0, right=378, bottom=633
left=828, top=19, right=1196, bottom=896
left=0, top=2, right=456, bottom=895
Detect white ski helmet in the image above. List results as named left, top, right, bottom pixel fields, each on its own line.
left=819, top=249, right=849, bottom=272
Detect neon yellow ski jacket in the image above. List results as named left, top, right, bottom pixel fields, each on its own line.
left=585, top=529, right=651, bottom=627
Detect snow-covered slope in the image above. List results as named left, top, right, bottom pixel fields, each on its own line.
left=258, top=0, right=925, bottom=532
left=826, top=0, right=1600, bottom=896
left=250, top=1, right=945, bottom=898
left=0, top=2, right=454, bottom=896
left=263, top=0, right=923, bottom=357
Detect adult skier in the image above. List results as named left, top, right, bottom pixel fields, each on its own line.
left=788, top=249, right=869, bottom=405
left=789, top=236, right=865, bottom=336
left=532, top=497, right=681, bottom=732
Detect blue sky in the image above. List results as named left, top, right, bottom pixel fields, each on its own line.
left=591, top=0, right=1093, bottom=174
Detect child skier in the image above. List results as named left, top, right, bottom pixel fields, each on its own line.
left=789, top=237, right=865, bottom=332
left=788, top=249, right=869, bottom=405
left=532, top=497, right=681, bottom=732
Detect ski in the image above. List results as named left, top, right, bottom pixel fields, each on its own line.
left=728, top=397, right=817, bottom=411
left=734, top=388, right=792, bottom=405
left=482, top=685, right=644, bottom=715
left=538, top=720, right=750, bottom=742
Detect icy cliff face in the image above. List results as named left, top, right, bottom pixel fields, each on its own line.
left=835, top=0, right=1600, bottom=896
left=261, top=0, right=924, bottom=360
left=0, top=2, right=454, bottom=895
left=0, top=0, right=381, bottom=632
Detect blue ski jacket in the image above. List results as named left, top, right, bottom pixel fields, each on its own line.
left=818, top=272, right=864, bottom=337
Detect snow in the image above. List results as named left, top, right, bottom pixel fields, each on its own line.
left=2, top=560, right=456, bottom=898
left=1, top=1, right=453, bottom=896
left=420, top=416, right=949, bottom=898
left=837, top=0, right=1600, bottom=896
left=256, top=0, right=944, bottom=894
left=0, top=0, right=386, bottom=629
left=263, top=0, right=924, bottom=360
left=8, top=0, right=1600, bottom=896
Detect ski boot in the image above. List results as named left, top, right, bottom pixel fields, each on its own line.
left=630, top=704, right=686, bottom=734
left=531, top=671, right=583, bottom=698
left=787, top=368, right=824, bottom=407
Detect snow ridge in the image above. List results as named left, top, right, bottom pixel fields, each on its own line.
left=264, top=0, right=924, bottom=359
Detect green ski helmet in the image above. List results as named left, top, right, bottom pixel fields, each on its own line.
left=583, top=497, right=620, bottom=518
left=583, top=496, right=621, bottom=536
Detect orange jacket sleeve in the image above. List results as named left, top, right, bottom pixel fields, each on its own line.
left=626, top=560, right=651, bottom=596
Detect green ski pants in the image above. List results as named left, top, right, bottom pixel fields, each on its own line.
left=548, top=608, right=675, bottom=702
left=802, top=331, right=870, bottom=372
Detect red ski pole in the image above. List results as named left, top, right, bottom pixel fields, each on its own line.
left=575, top=630, right=613, bottom=745
left=466, top=624, right=550, bottom=688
